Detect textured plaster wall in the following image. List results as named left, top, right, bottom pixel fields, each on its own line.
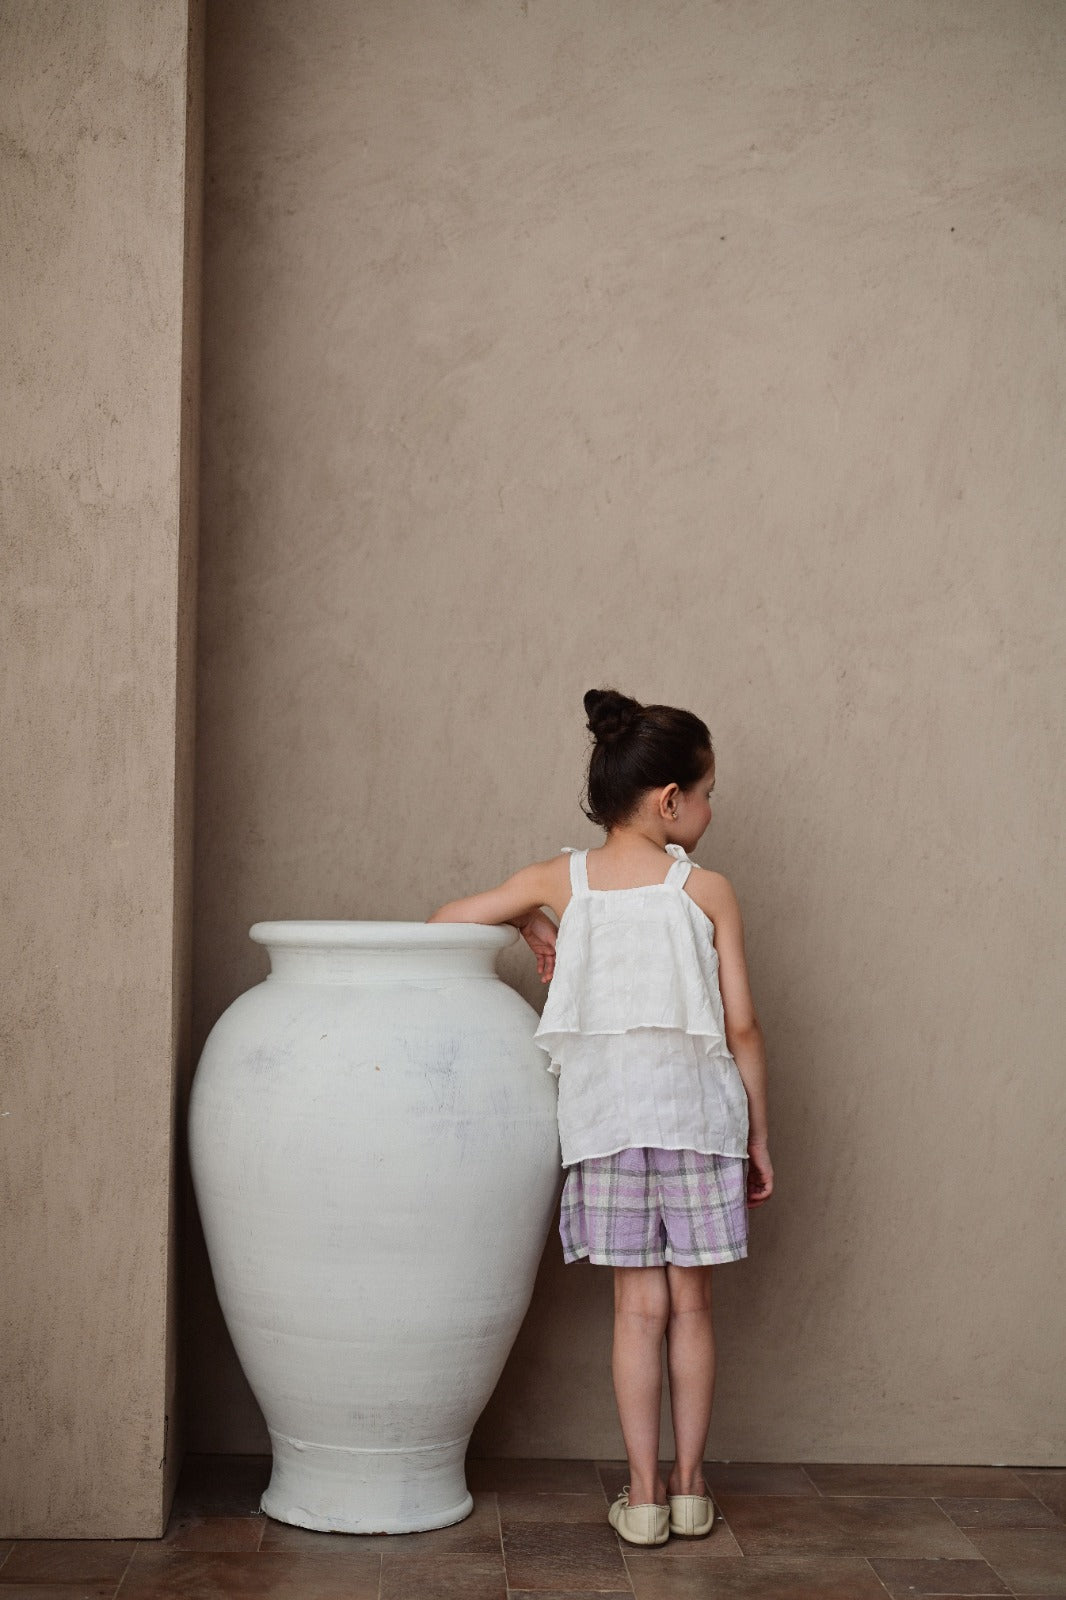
left=0, top=1, right=201, bottom=1537
left=192, top=0, right=1066, bottom=1462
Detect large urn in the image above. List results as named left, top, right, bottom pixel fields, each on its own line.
left=188, top=921, right=560, bottom=1534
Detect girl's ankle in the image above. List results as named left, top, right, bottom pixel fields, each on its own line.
left=667, top=1471, right=708, bottom=1498
left=627, top=1475, right=668, bottom=1507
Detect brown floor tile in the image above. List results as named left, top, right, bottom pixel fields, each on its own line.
left=255, top=1519, right=358, bottom=1556
left=260, top=1490, right=500, bottom=1556
left=624, top=1553, right=888, bottom=1599
left=936, top=1496, right=1063, bottom=1529
left=499, top=1493, right=608, bottom=1524
left=0, top=1587, right=119, bottom=1600
left=379, top=1551, right=506, bottom=1598
left=170, top=1456, right=272, bottom=1518
left=503, top=1520, right=630, bottom=1591
left=467, top=1459, right=603, bottom=1494
left=958, top=1526, right=1066, bottom=1594
left=0, top=1541, right=137, bottom=1583
left=117, top=1547, right=381, bottom=1599
left=868, top=1555, right=1011, bottom=1595
left=707, top=1464, right=820, bottom=1498
left=1014, top=1470, right=1066, bottom=1523
left=596, top=1460, right=817, bottom=1502
left=159, top=1513, right=264, bottom=1551
left=804, top=1464, right=1033, bottom=1499
left=713, top=1492, right=980, bottom=1558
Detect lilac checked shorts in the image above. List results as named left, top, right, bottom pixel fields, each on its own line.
left=560, top=1146, right=749, bottom=1268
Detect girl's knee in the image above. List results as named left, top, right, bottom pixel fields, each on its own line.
left=666, top=1263, right=713, bottom=1316
left=614, top=1266, right=671, bottom=1327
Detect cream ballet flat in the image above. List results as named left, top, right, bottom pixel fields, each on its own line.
left=668, top=1491, right=716, bottom=1537
left=608, top=1487, right=670, bottom=1546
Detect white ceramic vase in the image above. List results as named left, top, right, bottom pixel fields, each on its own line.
left=188, top=921, right=560, bottom=1534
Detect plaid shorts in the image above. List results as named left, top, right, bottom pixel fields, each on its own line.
left=560, top=1146, right=749, bottom=1268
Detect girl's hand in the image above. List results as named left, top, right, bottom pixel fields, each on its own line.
left=746, top=1137, right=774, bottom=1206
left=512, top=909, right=558, bottom=984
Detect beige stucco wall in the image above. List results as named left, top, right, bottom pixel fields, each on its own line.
left=190, top=0, right=1065, bottom=1463
left=0, top=1, right=202, bottom=1537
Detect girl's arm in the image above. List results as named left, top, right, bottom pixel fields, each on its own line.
left=427, top=861, right=560, bottom=983
left=426, top=861, right=556, bottom=927
left=688, top=870, right=774, bottom=1205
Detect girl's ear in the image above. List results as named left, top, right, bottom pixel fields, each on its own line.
left=658, top=783, right=680, bottom=819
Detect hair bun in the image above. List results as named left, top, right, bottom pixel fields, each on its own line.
left=583, top=687, right=642, bottom=745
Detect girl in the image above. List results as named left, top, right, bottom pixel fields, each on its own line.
left=427, top=687, right=773, bottom=1547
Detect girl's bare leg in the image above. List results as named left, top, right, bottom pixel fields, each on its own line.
left=665, top=1263, right=714, bottom=1496
left=611, top=1266, right=670, bottom=1506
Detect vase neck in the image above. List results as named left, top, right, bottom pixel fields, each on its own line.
left=249, top=921, right=517, bottom=985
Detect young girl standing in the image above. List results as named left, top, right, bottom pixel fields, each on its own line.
left=427, top=687, right=773, bottom=1547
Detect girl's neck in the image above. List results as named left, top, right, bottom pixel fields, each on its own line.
left=602, top=825, right=673, bottom=854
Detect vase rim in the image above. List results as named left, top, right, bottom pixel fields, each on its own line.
left=249, top=920, right=518, bottom=952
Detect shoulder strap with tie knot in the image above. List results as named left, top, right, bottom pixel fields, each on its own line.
left=664, top=843, right=697, bottom=889
left=560, top=846, right=588, bottom=894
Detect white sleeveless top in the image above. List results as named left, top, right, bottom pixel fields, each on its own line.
left=533, top=844, right=750, bottom=1167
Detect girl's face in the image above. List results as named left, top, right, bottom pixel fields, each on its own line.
left=673, top=760, right=716, bottom=847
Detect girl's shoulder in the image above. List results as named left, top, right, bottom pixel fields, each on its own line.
left=515, top=851, right=575, bottom=887
left=516, top=850, right=576, bottom=918
left=512, top=848, right=577, bottom=870
left=681, top=861, right=738, bottom=926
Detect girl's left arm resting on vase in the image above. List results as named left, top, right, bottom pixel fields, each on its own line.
left=426, top=862, right=553, bottom=929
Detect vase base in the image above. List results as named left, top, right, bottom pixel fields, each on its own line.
left=260, top=1430, right=474, bottom=1535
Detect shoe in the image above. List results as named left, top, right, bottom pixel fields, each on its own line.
left=608, top=1487, right=670, bottom=1546
left=668, top=1491, right=716, bottom=1537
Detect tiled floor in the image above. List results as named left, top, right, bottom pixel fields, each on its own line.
left=1, top=1456, right=1063, bottom=1598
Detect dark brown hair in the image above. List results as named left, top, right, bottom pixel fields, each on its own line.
left=580, top=688, right=714, bottom=830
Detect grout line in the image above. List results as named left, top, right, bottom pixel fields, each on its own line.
left=112, top=1543, right=137, bottom=1600
left=493, top=1487, right=507, bottom=1593
left=861, top=1554, right=899, bottom=1597
left=1003, top=1466, right=1048, bottom=1503
left=943, top=1521, right=992, bottom=1563
left=1008, top=1473, right=1066, bottom=1522
left=616, top=1550, right=638, bottom=1595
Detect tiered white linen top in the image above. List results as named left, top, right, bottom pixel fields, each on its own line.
left=533, top=843, right=750, bottom=1168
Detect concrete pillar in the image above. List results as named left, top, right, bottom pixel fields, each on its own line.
left=0, top=0, right=202, bottom=1537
